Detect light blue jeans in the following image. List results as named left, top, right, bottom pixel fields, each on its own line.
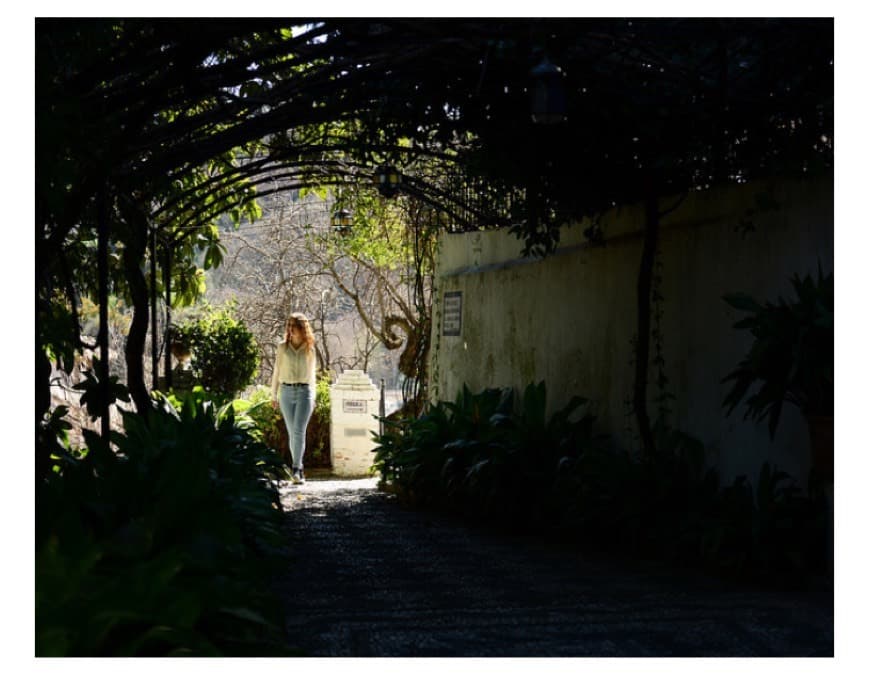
left=278, top=383, right=314, bottom=469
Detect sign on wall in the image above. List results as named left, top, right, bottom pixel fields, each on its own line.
left=442, top=291, right=463, bottom=336
left=343, top=399, right=368, bottom=414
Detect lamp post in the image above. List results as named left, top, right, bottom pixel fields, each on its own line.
left=318, top=288, right=335, bottom=373
left=331, top=208, right=353, bottom=233
left=530, top=56, right=567, bottom=124
left=320, top=288, right=334, bottom=326
left=376, top=164, right=402, bottom=197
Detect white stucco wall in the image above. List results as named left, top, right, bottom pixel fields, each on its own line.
left=429, top=176, right=833, bottom=486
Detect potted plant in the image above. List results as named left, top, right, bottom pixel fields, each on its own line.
left=721, top=264, right=833, bottom=481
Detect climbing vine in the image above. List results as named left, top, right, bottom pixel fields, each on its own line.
left=650, top=248, right=675, bottom=425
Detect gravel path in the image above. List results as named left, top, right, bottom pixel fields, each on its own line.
left=275, top=477, right=833, bottom=657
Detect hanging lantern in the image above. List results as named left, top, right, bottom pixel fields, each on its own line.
left=376, top=164, right=402, bottom=197
left=331, top=208, right=352, bottom=232
left=530, top=56, right=567, bottom=124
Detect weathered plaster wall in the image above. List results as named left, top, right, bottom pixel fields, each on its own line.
left=430, top=176, right=833, bottom=485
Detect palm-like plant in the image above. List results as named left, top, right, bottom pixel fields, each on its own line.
left=722, top=265, right=833, bottom=439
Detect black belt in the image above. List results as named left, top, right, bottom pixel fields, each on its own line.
left=281, top=382, right=309, bottom=387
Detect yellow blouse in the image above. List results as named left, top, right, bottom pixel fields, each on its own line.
left=270, top=341, right=316, bottom=400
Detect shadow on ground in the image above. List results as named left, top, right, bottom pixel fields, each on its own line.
left=275, top=478, right=833, bottom=657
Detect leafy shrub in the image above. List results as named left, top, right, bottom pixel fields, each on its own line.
left=306, top=375, right=332, bottom=468
left=36, top=394, right=295, bottom=656
left=703, top=462, right=827, bottom=579
left=70, top=356, right=132, bottom=420
left=722, top=265, right=833, bottom=438
left=566, top=421, right=827, bottom=581
left=232, top=386, right=286, bottom=455
left=374, top=381, right=602, bottom=525
left=374, top=382, right=828, bottom=584
left=171, top=302, right=259, bottom=403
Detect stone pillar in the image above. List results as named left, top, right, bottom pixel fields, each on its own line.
left=329, top=370, right=380, bottom=477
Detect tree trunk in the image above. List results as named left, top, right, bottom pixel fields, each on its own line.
left=123, top=224, right=152, bottom=418
left=150, top=227, right=159, bottom=389
left=163, top=243, right=173, bottom=389
left=36, top=345, right=53, bottom=480
left=97, top=186, right=111, bottom=439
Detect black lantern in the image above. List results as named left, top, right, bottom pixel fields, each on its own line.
left=331, top=208, right=352, bottom=232
left=530, top=57, right=567, bottom=124
left=376, top=164, right=402, bottom=197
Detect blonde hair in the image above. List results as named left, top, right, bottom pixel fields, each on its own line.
left=284, top=312, right=315, bottom=351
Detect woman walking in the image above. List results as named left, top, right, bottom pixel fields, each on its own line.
left=271, top=312, right=317, bottom=484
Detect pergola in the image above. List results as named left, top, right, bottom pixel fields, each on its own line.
left=36, top=18, right=833, bottom=452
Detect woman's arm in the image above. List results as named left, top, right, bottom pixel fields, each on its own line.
left=271, top=343, right=282, bottom=402
left=307, top=347, right=317, bottom=387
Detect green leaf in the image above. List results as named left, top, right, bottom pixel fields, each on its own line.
left=722, top=292, right=763, bottom=313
